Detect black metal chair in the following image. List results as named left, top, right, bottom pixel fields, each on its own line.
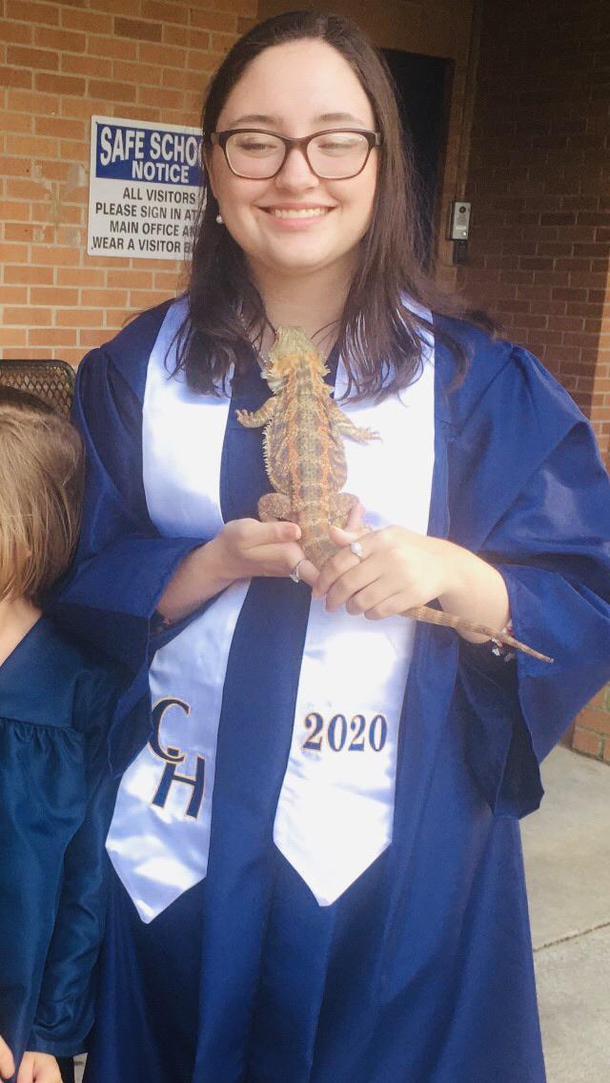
left=0, top=359, right=75, bottom=417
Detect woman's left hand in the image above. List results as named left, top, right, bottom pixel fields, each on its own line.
left=16, top=1052, right=62, bottom=1083
left=312, top=525, right=459, bottom=619
left=0, top=1036, right=14, bottom=1082
left=312, top=524, right=510, bottom=640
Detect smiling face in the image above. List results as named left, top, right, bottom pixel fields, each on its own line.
left=206, top=39, right=379, bottom=288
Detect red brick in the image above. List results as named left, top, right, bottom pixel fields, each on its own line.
left=0, top=19, right=34, bottom=44
left=88, top=80, right=137, bottom=103
left=28, top=328, right=77, bottom=347
left=7, top=89, right=59, bottom=114
left=572, top=729, right=602, bottom=757
left=138, top=41, right=184, bottom=67
left=4, top=265, right=54, bottom=285
left=4, top=306, right=52, bottom=325
left=56, top=308, right=105, bottom=327
left=55, top=57, right=101, bottom=87
left=35, top=116, right=85, bottom=140
left=0, top=112, right=34, bottom=134
left=35, top=72, right=86, bottom=96
left=0, top=66, right=33, bottom=88
left=33, top=27, right=86, bottom=53
left=56, top=269, right=106, bottom=288
left=113, top=59, right=163, bottom=86
left=60, top=8, right=113, bottom=34
left=141, top=1, right=188, bottom=24
left=80, top=289, right=129, bottom=308
left=114, top=17, right=162, bottom=43
left=86, top=35, right=138, bottom=61
left=9, top=1, right=59, bottom=26
left=577, top=705, right=610, bottom=736
left=0, top=286, right=29, bottom=305
left=0, top=328, right=28, bottom=349
left=7, top=44, right=59, bottom=70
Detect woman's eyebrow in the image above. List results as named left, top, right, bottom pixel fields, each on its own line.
left=225, top=111, right=369, bottom=127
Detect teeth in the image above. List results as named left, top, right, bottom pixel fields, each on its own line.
left=270, top=207, right=329, bottom=219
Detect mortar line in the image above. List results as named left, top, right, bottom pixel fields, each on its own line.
left=533, top=919, right=610, bottom=953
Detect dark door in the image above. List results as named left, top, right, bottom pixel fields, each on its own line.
left=381, top=49, right=451, bottom=268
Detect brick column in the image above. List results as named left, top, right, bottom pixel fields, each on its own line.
left=459, top=0, right=610, bottom=761
left=573, top=687, right=610, bottom=764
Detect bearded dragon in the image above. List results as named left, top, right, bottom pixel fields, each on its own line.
left=237, top=327, right=552, bottom=663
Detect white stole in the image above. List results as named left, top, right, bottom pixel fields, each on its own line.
left=106, top=300, right=435, bottom=921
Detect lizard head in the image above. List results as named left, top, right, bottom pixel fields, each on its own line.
left=263, top=326, right=329, bottom=392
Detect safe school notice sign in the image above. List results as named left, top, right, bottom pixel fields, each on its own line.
left=87, top=116, right=203, bottom=261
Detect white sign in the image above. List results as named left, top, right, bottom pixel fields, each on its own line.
left=87, top=116, right=203, bottom=261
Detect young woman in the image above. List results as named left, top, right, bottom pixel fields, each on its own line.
left=57, top=11, right=610, bottom=1083
left=0, top=389, right=124, bottom=1083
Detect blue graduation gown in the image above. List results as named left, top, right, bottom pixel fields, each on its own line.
left=0, top=618, right=122, bottom=1077
left=55, top=302, right=610, bottom=1083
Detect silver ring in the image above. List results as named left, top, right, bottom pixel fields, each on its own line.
left=289, top=558, right=305, bottom=584
left=350, top=540, right=364, bottom=559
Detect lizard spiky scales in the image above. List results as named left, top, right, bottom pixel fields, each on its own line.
left=237, top=327, right=552, bottom=664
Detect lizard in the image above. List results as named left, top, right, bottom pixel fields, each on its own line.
left=237, top=326, right=553, bottom=664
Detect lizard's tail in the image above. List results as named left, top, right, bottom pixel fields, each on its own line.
left=299, top=523, right=339, bottom=571
left=405, top=604, right=554, bottom=664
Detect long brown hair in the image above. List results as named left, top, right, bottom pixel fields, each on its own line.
left=0, top=388, right=84, bottom=604
left=177, top=9, right=476, bottom=398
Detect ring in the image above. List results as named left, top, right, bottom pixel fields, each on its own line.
left=289, top=558, right=305, bottom=584
left=350, top=540, right=364, bottom=559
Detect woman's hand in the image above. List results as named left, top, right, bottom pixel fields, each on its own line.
left=313, top=524, right=509, bottom=642
left=16, top=1052, right=62, bottom=1083
left=158, top=518, right=317, bottom=623
left=0, top=1036, right=14, bottom=1082
left=205, top=518, right=317, bottom=586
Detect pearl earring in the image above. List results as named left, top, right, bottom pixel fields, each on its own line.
left=216, top=213, right=223, bottom=224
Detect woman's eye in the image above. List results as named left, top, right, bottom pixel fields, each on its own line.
left=316, top=136, right=361, bottom=155
left=235, top=138, right=278, bottom=155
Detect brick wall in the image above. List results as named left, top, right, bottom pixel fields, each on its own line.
left=0, top=0, right=256, bottom=367
left=459, top=0, right=610, bottom=465
left=460, top=0, right=610, bottom=763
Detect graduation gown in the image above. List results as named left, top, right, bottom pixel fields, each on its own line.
left=0, top=618, right=121, bottom=1077
left=55, top=301, right=610, bottom=1083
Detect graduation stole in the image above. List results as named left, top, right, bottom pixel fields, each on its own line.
left=106, top=300, right=435, bottom=922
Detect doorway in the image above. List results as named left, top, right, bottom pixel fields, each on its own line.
left=381, top=49, right=451, bottom=268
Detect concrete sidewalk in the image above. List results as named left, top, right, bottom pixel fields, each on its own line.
left=522, top=745, right=610, bottom=1083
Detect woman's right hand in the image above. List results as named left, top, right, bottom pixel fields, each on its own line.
left=158, top=518, right=317, bottom=623
left=206, top=518, right=316, bottom=585
left=0, top=1036, right=14, bottom=1082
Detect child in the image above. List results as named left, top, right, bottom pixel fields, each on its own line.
left=0, top=388, right=124, bottom=1083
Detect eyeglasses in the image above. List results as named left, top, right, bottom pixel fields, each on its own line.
left=208, top=128, right=382, bottom=180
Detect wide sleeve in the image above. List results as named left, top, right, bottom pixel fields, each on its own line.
left=52, top=343, right=205, bottom=770
left=26, top=674, right=122, bottom=1057
left=449, top=344, right=610, bottom=817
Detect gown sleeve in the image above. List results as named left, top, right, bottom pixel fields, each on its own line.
left=53, top=337, right=207, bottom=771
left=26, top=674, right=120, bottom=1058
left=449, top=343, right=610, bottom=817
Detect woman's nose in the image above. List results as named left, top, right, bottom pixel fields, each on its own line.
left=274, top=146, right=319, bottom=190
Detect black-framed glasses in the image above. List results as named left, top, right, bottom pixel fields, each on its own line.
left=208, top=128, right=382, bottom=180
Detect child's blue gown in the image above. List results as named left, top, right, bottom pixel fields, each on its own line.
left=56, top=302, right=610, bottom=1083
left=0, top=617, right=121, bottom=1076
